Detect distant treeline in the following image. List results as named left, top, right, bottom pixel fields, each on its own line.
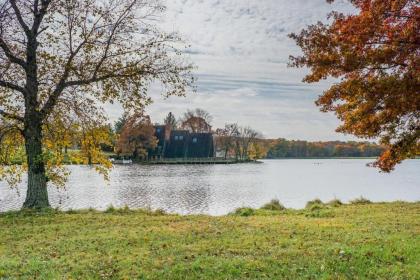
left=266, top=139, right=385, bottom=158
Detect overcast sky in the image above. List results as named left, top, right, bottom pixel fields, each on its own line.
left=107, top=0, right=356, bottom=140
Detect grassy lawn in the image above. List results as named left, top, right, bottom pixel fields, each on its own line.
left=0, top=202, right=419, bottom=279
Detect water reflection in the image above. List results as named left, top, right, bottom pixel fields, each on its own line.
left=1, top=159, right=419, bottom=215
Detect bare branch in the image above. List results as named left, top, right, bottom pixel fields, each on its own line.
left=9, top=0, right=30, bottom=34
left=0, top=108, right=23, bottom=122
left=0, top=79, right=25, bottom=93
left=0, top=38, right=26, bottom=68
left=31, top=0, right=52, bottom=34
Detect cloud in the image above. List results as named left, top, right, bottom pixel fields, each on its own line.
left=106, top=0, right=357, bottom=140
left=162, top=0, right=354, bottom=60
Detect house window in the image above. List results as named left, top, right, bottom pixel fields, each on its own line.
left=179, top=135, right=184, bottom=140
left=192, top=137, right=198, bottom=143
left=174, top=136, right=179, bottom=140
left=156, top=128, right=161, bottom=133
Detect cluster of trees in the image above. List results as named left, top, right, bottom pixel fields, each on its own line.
left=215, top=124, right=264, bottom=160
left=0, top=0, right=417, bottom=210
left=266, top=139, right=385, bottom=159
left=113, top=109, right=265, bottom=161
left=114, top=109, right=215, bottom=159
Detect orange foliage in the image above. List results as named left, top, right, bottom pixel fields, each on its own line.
left=116, top=113, right=157, bottom=160
left=290, top=0, right=419, bottom=172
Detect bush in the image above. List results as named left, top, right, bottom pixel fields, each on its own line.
left=327, top=199, right=343, bottom=207
left=154, top=209, right=167, bottom=216
left=350, top=197, right=372, bottom=205
left=261, top=199, right=286, bottom=211
left=104, top=205, right=116, bottom=213
left=233, top=207, right=255, bottom=217
left=305, top=199, right=323, bottom=209
left=309, top=203, right=324, bottom=211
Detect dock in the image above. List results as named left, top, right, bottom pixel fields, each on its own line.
left=143, top=158, right=245, bottom=165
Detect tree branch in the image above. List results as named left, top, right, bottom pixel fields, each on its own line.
left=0, top=38, right=26, bottom=68
left=40, top=1, right=138, bottom=120
left=40, top=69, right=138, bottom=119
left=0, top=79, right=25, bottom=94
left=9, top=0, right=30, bottom=35
left=0, top=109, right=24, bottom=122
left=31, top=0, right=51, bottom=34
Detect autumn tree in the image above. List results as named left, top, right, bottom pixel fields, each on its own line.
left=181, top=108, right=212, bottom=133
left=0, top=119, right=25, bottom=186
left=215, top=123, right=239, bottom=159
left=248, top=140, right=269, bottom=160
left=164, top=112, right=177, bottom=129
left=0, top=0, right=193, bottom=208
left=234, top=126, right=260, bottom=160
left=116, top=113, right=157, bottom=160
left=289, top=0, right=419, bottom=172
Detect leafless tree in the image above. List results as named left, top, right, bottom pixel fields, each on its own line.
left=181, top=108, right=212, bottom=133
left=215, top=123, right=239, bottom=159
left=234, top=126, right=261, bottom=160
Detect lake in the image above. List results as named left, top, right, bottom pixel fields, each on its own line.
left=0, top=159, right=419, bottom=215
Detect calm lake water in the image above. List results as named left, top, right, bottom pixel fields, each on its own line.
left=0, top=159, right=419, bottom=215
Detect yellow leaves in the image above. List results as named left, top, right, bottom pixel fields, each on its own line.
left=247, top=142, right=268, bottom=160
left=0, top=164, right=25, bottom=188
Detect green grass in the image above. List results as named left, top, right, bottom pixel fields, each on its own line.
left=0, top=202, right=419, bottom=279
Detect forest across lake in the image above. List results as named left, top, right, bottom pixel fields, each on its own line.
left=262, top=138, right=385, bottom=159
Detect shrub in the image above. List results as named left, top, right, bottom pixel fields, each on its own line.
left=261, top=199, right=286, bottom=211
left=350, top=197, right=372, bottom=205
left=327, top=199, right=343, bottom=207
left=309, top=203, right=324, bottom=211
left=305, top=198, right=323, bottom=209
left=233, top=207, right=255, bottom=217
left=154, top=209, right=167, bottom=216
left=104, top=205, right=116, bottom=213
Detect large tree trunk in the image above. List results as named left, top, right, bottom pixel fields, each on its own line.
left=22, top=31, right=50, bottom=209
left=23, top=115, right=49, bottom=209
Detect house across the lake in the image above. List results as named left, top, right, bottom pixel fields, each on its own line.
left=149, top=125, right=215, bottom=159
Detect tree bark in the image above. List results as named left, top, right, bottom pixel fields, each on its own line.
left=23, top=114, right=50, bottom=209
left=22, top=33, right=49, bottom=208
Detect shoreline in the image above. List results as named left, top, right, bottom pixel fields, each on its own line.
left=1, top=199, right=418, bottom=216
left=3, top=157, right=419, bottom=166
